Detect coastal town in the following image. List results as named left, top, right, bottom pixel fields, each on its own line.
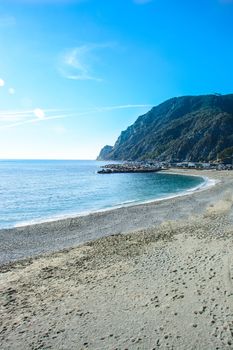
left=98, top=160, right=233, bottom=174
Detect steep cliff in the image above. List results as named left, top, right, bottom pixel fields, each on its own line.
left=98, top=94, right=233, bottom=162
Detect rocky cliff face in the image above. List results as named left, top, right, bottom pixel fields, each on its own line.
left=96, top=145, right=113, bottom=160
left=97, top=94, right=233, bottom=162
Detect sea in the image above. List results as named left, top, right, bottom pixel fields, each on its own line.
left=0, top=160, right=206, bottom=229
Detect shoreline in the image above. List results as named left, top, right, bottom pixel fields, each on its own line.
left=10, top=170, right=213, bottom=230
left=0, top=169, right=228, bottom=266
left=1, top=168, right=233, bottom=349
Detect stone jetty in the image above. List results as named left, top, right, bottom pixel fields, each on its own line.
left=97, top=162, right=161, bottom=174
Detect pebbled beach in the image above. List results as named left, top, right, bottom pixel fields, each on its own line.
left=1, top=169, right=233, bottom=349
left=0, top=170, right=216, bottom=265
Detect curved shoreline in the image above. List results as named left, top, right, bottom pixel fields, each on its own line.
left=0, top=169, right=228, bottom=266
left=12, top=171, right=211, bottom=229
left=1, top=170, right=233, bottom=350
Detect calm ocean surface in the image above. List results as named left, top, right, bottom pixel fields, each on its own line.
left=0, top=160, right=205, bottom=229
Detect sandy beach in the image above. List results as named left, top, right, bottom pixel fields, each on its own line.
left=1, top=169, right=233, bottom=349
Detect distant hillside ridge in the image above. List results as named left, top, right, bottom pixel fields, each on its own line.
left=97, top=94, right=233, bottom=162
left=97, top=145, right=113, bottom=161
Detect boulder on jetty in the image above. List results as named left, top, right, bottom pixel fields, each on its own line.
left=97, top=162, right=162, bottom=174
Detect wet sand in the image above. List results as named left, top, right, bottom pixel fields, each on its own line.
left=1, top=169, right=233, bottom=349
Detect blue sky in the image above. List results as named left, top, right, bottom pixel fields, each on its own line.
left=0, top=0, right=233, bottom=159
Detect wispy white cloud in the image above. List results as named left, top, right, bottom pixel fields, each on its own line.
left=0, top=113, right=76, bottom=130
left=91, top=104, right=153, bottom=113
left=0, top=109, right=72, bottom=125
left=0, top=108, right=63, bottom=117
left=0, top=78, right=5, bottom=87
left=0, top=15, right=16, bottom=27
left=0, top=104, right=152, bottom=130
left=58, top=43, right=114, bottom=81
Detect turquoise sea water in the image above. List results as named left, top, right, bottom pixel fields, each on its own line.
left=0, top=160, right=205, bottom=229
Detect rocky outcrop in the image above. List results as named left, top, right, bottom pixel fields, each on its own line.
left=97, top=145, right=113, bottom=160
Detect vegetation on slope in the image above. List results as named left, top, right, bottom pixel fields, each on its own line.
left=98, top=94, right=233, bottom=162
